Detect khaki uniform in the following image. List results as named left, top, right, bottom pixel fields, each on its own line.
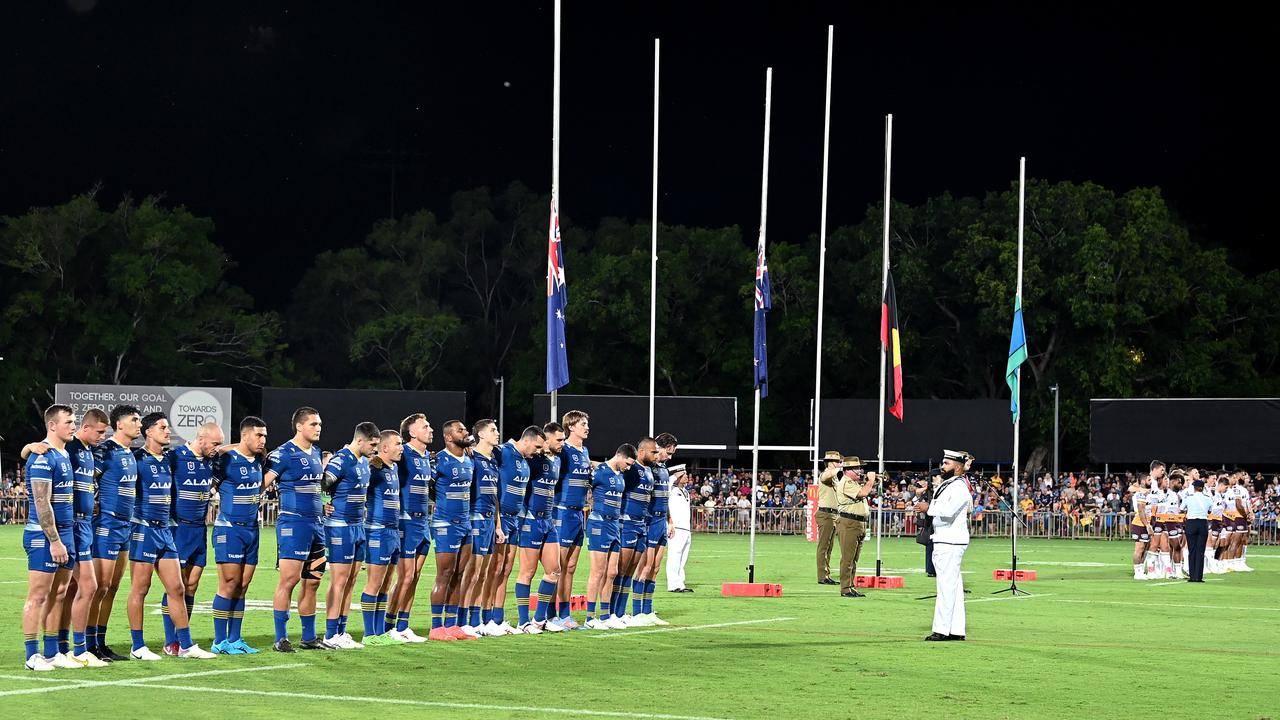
left=834, top=474, right=870, bottom=593
left=816, top=466, right=840, bottom=581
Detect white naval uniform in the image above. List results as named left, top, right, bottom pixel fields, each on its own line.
left=666, top=484, right=693, bottom=591
left=927, top=474, right=972, bottom=636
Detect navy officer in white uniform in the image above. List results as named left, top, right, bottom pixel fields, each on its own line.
left=918, top=449, right=973, bottom=641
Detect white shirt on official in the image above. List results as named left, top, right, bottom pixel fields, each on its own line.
left=669, top=485, right=692, bottom=530
left=927, top=476, right=972, bottom=544
left=1183, top=491, right=1212, bottom=520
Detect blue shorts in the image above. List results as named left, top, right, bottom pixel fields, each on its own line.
left=129, top=524, right=178, bottom=564
left=72, top=518, right=94, bottom=562
left=517, top=514, right=554, bottom=550
left=500, top=513, right=521, bottom=545
left=277, top=517, right=325, bottom=562
left=24, top=526, right=75, bottom=572
left=470, top=514, right=497, bottom=556
left=175, top=524, right=208, bottom=568
left=325, top=524, right=366, bottom=565
left=213, top=524, right=260, bottom=565
left=555, top=506, right=586, bottom=548
left=646, top=517, right=668, bottom=549
left=92, top=513, right=132, bottom=561
left=431, top=518, right=471, bottom=554
left=619, top=517, right=647, bottom=552
left=586, top=514, right=620, bottom=554
left=399, top=516, right=430, bottom=559
left=366, top=526, right=401, bottom=565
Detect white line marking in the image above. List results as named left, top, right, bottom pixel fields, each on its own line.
left=1149, top=580, right=1194, bottom=586
left=99, top=682, right=734, bottom=720
left=593, top=617, right=796, bottom=638
left=0, top=663, right=306, bottom=697
left=1042, top=598, right=1280, bottom=612
left=966, top=593, right=1057, bottom=603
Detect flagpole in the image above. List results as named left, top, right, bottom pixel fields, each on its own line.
left=549, top=0, right=562, bottom=423
left=811, top=25, right=834, bottom=489
left=875, top=113, right=893, bottom=577
left=749, top=67, right=772, bottom=584
left=1012, top=155, right=1025, bottom=575
left=648, top=38, right=660, bottom=437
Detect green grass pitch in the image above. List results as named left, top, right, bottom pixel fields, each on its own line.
left=1, top=527, right=1277, bottom=719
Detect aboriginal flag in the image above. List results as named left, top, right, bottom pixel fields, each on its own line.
left=880, top=271, right=903, bottom=421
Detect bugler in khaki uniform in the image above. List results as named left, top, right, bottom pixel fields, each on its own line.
left=815, top=450, right=842, bottom=585
left=834, top=456, right=875, bottom=597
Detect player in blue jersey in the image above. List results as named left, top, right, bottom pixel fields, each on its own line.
left=513, top=422, right=566, bottom=634
left=582, top=444, right=636, bottom=630
left=210, top=416, right=268, bottom=654
left=359, top=429, right=405, bottom=646
left=385, top=413, right=433, bottom=643
left=630, top=432, right=678, bottom=627
left=264, top=407, right=327, bottom=653
left=87, top=404, right=142, bottom=662
left=319, top=422, right=378, bottom=650
left=20, top=407, right=112, bottom=667
left=161, top=422, right=224, bottom=656
left=124, top=413, right=216, bottom=660
left=459, top=419, right=506, bottom=636
left=608, top=437, right=657, bottom=629
left=20, top=405, right=80, bottom=671
left=427, top=420, right=477, bottom=641
left=553, top=410, right=592, bottom=630
left=480, top=425, right=545, bottom=636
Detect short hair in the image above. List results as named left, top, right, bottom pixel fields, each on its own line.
left=240, top=416, right=267, bottom=433
left=353, top=422, right=380, bottom=441
left=399, top=413, right=426, bottom=439
left=44, top=404, right=73, bottom=424
left=379, top=429, right=401, bottom=442
left=543, top=422, right=565, bottom=436
left=638, top=436, right=657, bottom=449
left=562, top=410, right=589, bottom=429
left=443, top=419, right=466, bottom=433
left=110, top=404, right=141, bottom=429
left=140, top=412, right=168, bottom=433
left=292, top=406, right=319, bottom=429
left=655, top=432, right=678, bottom=449
left=615, top=443, right=637, bottom=459
left=472, top=418, right=497, bottom=437
left=521, top=425, right=546, bottom=440
left=82, top=408, right=109, bottom=426
left=1150, top=460, right=1165, bottom=471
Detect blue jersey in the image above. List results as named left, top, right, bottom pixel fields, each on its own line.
left=472, top=449, right=500, bottom=514
left=94, top=438, right=137, bottom=519
left=590, top=463, right=625, bottom=517
left=133, top=449, right=174, bottom=525
left=25, top=446, right=75, bottom=530
left=622, top=463, right=655, bottom=518
left=649, top=462, right=671, bottom=516
left=366, top=460, right=401, bottom=528
left=432, top=450, right=474, bottom=522
left=557, top=443, right=592, bottom=508
left=324, top=447, right=370, bottom=525
left=212, top=449, right=263, bottom=526
left=267, top=441, right=324, bottom=520
left=170, top=444, right=214, bottom=525
left=497, top=441, right=531, bottom=516
left=525, top=453, right=560, bottom=515
left=397, top=443, right=433, bottom=516
left=65, top=437, right=97, bottom=516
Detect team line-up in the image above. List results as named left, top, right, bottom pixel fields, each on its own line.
left=19, top=402, right=688, bottom=671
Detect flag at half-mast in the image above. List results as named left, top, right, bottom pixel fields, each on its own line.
left=753, top=230, right=771, bottom=398
left=880, top=271, right=904, bottom=421
left=1006, top=295, right=1027, bottom=423
left=547, top=196, right=570, bottom=393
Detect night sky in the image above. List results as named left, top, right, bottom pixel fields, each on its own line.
left=2, top=2, right=1272, bottom=307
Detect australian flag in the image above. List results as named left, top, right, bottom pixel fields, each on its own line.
left=547, top=197, right=570, bottom=393
left=753, top=231, right=771, bottom=398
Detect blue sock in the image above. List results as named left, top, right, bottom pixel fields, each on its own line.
left=396, top=611, right=409, bottom=633
left=559, top=597, right=571, bottom=620
left=481, top=608, right=491, bottom=626
left=586, top=601, right=596, bottom=620
left=455, top=605, right=466, bottom=627
left=377, top=594, right=389, bottom=634
left=24, top=634, right=39, bottom=660
left=229, top=598, right=245, bottom=642
left=644, top=580, right=656, bottom=614
left=601, top=599, right=612, bottom=618
left=361, top=593, right=378, bottom=636
left=58, top=629, right=70, bottom=655
left=212, top=595, right=231, bottom=645
left=632, top=578, right=645, bottom=615
left=97, top=625, right=108, bottom=649
left=273, top=609, right=290, bottom=642
left=185, top=595, right=195, bottom=632
left=162, top=595, right=176, bottom=646
left=493, top=607, right=505, bottom=625
left=338, top=614, right=348, bottom=636
left=431, top=604, right=444, bottom=630
left=131, top=628, right=146, bottom=652
left=43, top=634, right=58, bottom=658
left=515, top=583, right=531, bottom=625
left=85, top=626, right=98, bottom=653
left=73, top=631, right=86, bottom=656
left=299, top=614, right=317, bottom=642
left=618, top=576, right=631, bottom=616
left=325, top=617, right=339, bottom=640
left=444, top=604, right=458, bottom=628
left=176, top=626, right=193, bottom=650
left=533, top=580, right=556, bottom=623
left=609, top=577, right=623, bottom=618
left=469, top=606, right=482, bottom=627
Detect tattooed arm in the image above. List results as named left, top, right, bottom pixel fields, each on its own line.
left=33, top=481, right=69, bottom=565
